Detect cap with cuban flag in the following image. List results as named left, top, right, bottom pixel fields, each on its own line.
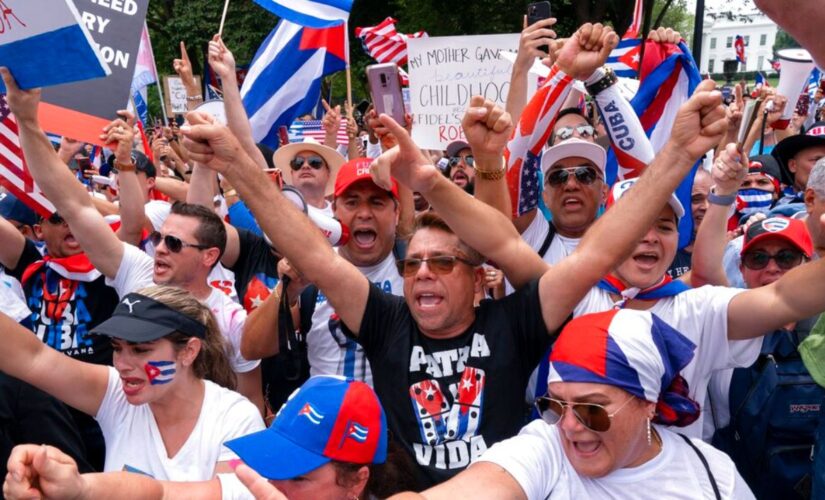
left=225, top=375, right=387, bottom=480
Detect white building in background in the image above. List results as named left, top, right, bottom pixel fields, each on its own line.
left=699, top=11, right=778, bottom=75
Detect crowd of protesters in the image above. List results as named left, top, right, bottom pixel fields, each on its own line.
left=1, top=2, right=825, bottom=499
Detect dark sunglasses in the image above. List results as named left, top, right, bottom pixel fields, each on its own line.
left=554, top=124, right=595, bottom=141
left=741, top=249, right=805, bottom=270
left=535, top=396, right=634, bottom=433
left=289, top=155, right=325, bottom=171
left=395, top=255, right=475, bottom=277
left=546, top=166, right=601, bottom=187
left=150, top=231, right=210, bottom=253
left=448, top=155, right=474, bottom=168
left=45, top=213, right=66, bottom=225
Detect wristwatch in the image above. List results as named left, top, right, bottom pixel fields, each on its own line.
left=585, top=66, right=618, bottom=97
left=114, top=160, right=136, bottom=173
left=707, top=191, right=737, bottom=206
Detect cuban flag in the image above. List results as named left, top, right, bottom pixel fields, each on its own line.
left=345, top=421, right=369, bottom=443
left=608, top=41, right=702, bottom=249
left=241, top=20, right=347, bottom=148
left=298, top=402, right=325, bottom=424
left=808, top=68, right=822, bottom=97
left=735, top=189, right=774, bottom=218
left=252, top=0, right=352, bottom=28
left=607, top=38, right=643, bottom=78
left=504, top=65, right=574, bottom=217
left=734, top=35, right=746, bottom=65
left=145, top=361, right=176, bottom=385
left=754, top=71, right=767, bottom=90
left=0, top=1, right=110, bottom=92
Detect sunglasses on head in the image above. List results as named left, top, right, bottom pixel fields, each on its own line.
left=554, top=124, right=595, bottom=142
left=741, top=249, right=805, bottom=270
left=150, top=232, right=210, bottom=253
left=289, top=155, right=325, bottom=171
left=535, top=395, right=634, bottom=433
left=448, top=155, right=474, bottom=168
left=395, top=255, right=474, bottom=277
left=546, top=166, right=600, bottom=187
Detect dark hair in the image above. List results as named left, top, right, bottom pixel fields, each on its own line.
left=332, top=438, right=419, bottom=498
left=556, top=107, right=592, bottom=125
left=412, top=212, right=484, bottom=266
left=138, top=285, right=237, bottom=390
left=170, top=202, right=227, bottom=263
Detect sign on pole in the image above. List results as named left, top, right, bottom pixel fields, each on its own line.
left=406, top=34, right=535, bottom=151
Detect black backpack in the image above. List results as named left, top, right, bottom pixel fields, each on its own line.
left=712, top=316, right=824, bottom=499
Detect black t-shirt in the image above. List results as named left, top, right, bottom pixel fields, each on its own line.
left=229, top=228, right=280, bottom=312
left=8, top=240, right=116, bottom=365
left=666, top=247, right=692, bottom=279
left=348, top=279, right=552, bottom=488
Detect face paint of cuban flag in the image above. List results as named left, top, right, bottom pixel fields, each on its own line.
left=144, top=360, right=176, bottom=385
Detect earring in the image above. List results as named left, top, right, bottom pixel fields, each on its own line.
left=646, top=417, right=652, bottom=446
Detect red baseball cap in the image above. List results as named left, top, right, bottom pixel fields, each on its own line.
left=741, top=216, right=813, bottom=258
left=334, top=158, right=399, bottom=199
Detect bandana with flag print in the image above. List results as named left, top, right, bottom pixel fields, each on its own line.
left=597, top=273, right=690, bottom=309
left=22, top=253, right=101, bottom=286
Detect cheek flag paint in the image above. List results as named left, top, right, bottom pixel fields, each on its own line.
left=144, top=361, right=176, bottom=385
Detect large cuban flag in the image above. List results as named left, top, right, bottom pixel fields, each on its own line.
left=241, top=20, right=347, bottom=148
left=0, top=0, right=110, bottom=91
left=253, top=0, right=353, bottom=28
left=607, top=38, right=643, bottom=79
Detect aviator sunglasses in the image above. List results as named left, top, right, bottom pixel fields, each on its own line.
left=535, top=395, right=635, bottom=432
left=290, top=155, right=326, bottom=171
left=395, top=255, right=475, bottom=277
left=150, top=232, right=210, bottom=253
left=546, top=166, right=601, bottom=187
left=554, top=124, right=595, bottom=142
left=448, top=155, right=474, bottom=168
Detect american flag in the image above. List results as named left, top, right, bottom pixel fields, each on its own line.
left=356, top=17, right=426, bottom=85
left=505, top=65, right=574, bottom=217
left=0, top=95, right=55, bottom=218
left=288, top=118, right=349, bottom=145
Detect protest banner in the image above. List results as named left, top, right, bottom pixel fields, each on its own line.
left=407, top=34, right=534, bottom=150
left=0, top=1, right=110, bottom=91
left=37, top=0, right=149, bottom=146
left=164, top=75, right=202, bottom=116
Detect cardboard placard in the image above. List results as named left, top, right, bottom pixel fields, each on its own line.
left=163, top=75, right=202, bottom=116
left=407, top=34, right=534, bottom=151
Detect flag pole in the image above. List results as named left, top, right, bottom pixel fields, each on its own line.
left=344, top=20, right=353, bottom=116
left=218, top=0, right=231, bottom=37
left=144, top=23, right=169, bottom=123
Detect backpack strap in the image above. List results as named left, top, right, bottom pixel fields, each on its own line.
left=537, top=221, right=557, bottom=259
left=678, top=433, right=722, bottom=500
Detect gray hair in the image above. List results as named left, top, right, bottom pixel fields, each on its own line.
left=808, top=157, right=825, bottom=197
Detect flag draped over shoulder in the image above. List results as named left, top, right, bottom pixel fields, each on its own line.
left=241, top=20, right=347, bottom=148
left=504, top=66, right=574, bottom=217
left=252, top=0, right=353, bottom=28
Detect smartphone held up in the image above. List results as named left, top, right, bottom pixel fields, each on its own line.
left=366, top=63, right=406, bottom=125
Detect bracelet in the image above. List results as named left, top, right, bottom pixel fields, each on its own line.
left=224, top=189, right=238, bottom=198
left=114, top=160, right=136, bottom=173
left=708, top=191, right=737, bottom=206
left=186, top=95, right=203, bottom=101
left=474, top=166, right=506, bottom=181
left=585, top=66, right=617, bottom=97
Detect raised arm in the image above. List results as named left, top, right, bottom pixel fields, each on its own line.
left=106, top=111, right=149, bottom=246
left=181, top=114, right=371, bottom=335
left=0, top=214, right=27, bottom=270
left=0, top=68, right=124, bottom=278
left=505, top=17, right=558, bottom=126
left=690, top=144, right=746, bottom=287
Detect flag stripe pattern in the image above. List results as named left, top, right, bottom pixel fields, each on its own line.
left=355, top=17, right=427, bottom=67
left=504, top=65, right=574, bottom=217
left=288, top=119, right=349, bottom=145
left=624, top=0, right=644, bottom=39
left=607, top=38, right=643, bottom=79
left=252, top=0, right=353, bottom=28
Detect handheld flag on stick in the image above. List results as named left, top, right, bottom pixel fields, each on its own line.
left=735, top=35, right=746, bottom=65
left=252, top=0, right=352, bottom=28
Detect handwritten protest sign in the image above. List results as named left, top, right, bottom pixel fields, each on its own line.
left=0, top=1, right=110, bottom=91
left=37, top=0, right=149, bottom=145
left=407, top=34, right=535, bottom=151
left=164, top=75, right=202, bottom=116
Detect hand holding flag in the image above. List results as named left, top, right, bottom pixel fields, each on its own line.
left=0, top=68, right=41, bottom=125
left=555, top=23, right=619, bottom=80
left=668, top=79, right=728, bottom=162
left=207, top=35, right=237, bottom=81
left=712, top=143, right=748, bottom=194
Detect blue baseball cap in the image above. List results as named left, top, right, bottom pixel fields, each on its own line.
left=225, top=376, right=387, bottom=480
left=0, top=192, right=37, bottom=226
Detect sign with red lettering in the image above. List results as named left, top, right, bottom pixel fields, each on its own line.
left=406, top=34, right=535, bottom=150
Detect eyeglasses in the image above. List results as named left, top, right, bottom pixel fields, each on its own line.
left=289, top=155, right=325, bottom=171
left=741, top=249, right=806, bottom=270
left=546, top=166, right=601, bottom=187
left=395, top=255, right=475, bottom=277
left=535, top=395, right=635, bottom=433
left=149, top=231, right=210, bottom=253
left=554, top=124, right=595, bottom=142
left=45, top=213, right=66, bottom=225
left=448, top=155, right=474, bottom=168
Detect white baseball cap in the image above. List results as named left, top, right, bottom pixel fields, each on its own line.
left=540, top=138, right=607, bottom=177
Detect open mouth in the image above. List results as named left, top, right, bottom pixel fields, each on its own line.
left=572, top=440, right=601, bottom=455
left=352, top=229, right=377, bottom=249
left=451, top=170, right=469, bottom=186
left=632, top=252, right=660, bottom=267
left=121, top=377, right=145, bottom=396
left=154, top=260, right=171, bottom=274
left=561, top=197, right=583, bottom=209
left=416, top=292, right=444, bottom=309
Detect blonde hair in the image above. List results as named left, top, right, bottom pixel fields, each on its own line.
left=137, top=285, right=237, bottom=390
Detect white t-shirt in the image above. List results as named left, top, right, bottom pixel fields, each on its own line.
left=574, top=286, right=761, bottom=438
left=506, top=214, right=580, bottom=294
left=95, top=367, right=264, bottom=480
left=306, top=251, right=403, bottom=385
left=144, top=199, right=172, bottom=232
left=106, top=244, right=259, bottom=373
left=479, top=420, right=754, bottom=500
left=1, top=268, right=30, bottom=323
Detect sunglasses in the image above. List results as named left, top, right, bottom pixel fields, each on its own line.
left=45, top=213, right=66, bottom=225
left=535, top=395, right=634, bottom=433
left=554, top=124, right=595, bottom=142
left=289, top=155, right=325, bottom=171
left=150, top=232, right=210, bottom=253
left=546, top=166, right=601, bottom=187
left=448, top=155, right=474, bottom=168
left=741, top=249, right=805, bottom=270
left=395, top=255, right=475, bottom=277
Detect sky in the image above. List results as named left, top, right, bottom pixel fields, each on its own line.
left=686, top=0, right=756, bottom=14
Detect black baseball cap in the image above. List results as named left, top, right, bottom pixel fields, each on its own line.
left=772, top=121, right=825, bottom=185
left=106, top=151, right=157, bottom=178
left=91, top=293, right=206, bottom=342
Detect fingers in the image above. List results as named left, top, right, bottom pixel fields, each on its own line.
left=321, top=99, right=331, bottom=113
left=235, top=463, right=286, bottom=500
left=377, top=113, right=414, bottom=150
left=0, top=67, right=19, bottom=93
left=180, top=41, right=190, bottom=62
left=599, top=29, right=619, bottom=60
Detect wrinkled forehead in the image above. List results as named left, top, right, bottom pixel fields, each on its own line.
left=407, top=227, right=462, bottom=258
